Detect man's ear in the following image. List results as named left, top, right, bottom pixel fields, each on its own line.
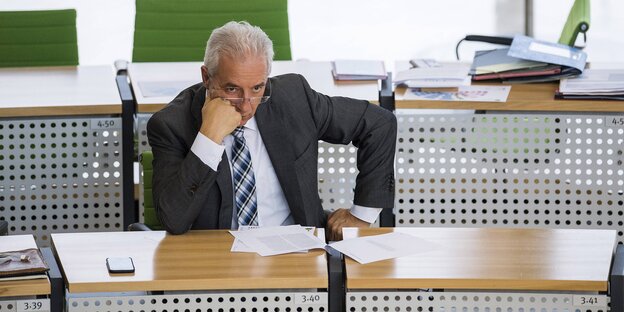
left=200, top=65, right=210, bottom=89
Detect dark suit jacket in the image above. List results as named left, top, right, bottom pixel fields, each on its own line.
left=147, top=73, right=397, bottom=234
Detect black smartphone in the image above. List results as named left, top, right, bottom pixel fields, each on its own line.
left=106, top=257, right=135, bottom=273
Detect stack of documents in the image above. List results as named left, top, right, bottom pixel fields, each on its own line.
left=229, top=225, right=437, bottom=264
left=557, top=69, right=624, bottom=100
left=331, top=60, right=387, bottom=81
left=230, top=225, right=326, bottom=256
left=470, top=35, right=587, bottom=83
left=394, top=64, right=471, bottom=88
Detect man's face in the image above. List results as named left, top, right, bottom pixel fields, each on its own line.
left=204, top=54, right=268, bottom=126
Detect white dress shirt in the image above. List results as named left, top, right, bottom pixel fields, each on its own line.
left=190, top=117, right=381, bottom=229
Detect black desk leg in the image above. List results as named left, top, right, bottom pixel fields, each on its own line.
left=379, top=72, right=395, bottom=112
left=116, top=72, right=138, bottom=229
left=379, top=208, right=395, bottom=227
left=327, top=246, right=344, bottom=312
left=41, top=247, right=64, bottom=312
left=378, top=72, right=396, bottom=227
left=611, top=244, right=624, bottom=312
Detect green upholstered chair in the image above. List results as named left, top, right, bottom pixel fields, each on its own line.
left=132, top=0, right=291, bottom=62
left=558, top=0, right=590, bottom=47
left=0, top=9, right=78, bottom=67
left=128, top=150, right=163, bottom=231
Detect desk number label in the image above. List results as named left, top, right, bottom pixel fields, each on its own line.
left=16, top=299, right=49, bottom=312
left=294, top=293, right=327, bottom=305
left=606, top=116, right=624, bottom=128
left=91, top=118, right=117, bottom=129
left=573, top=295, right=606, bottom=307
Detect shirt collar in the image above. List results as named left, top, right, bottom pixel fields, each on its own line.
left=244, top=117, right=258, bottom=132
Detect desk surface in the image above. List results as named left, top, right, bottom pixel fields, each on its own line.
left=128, top=61, right=379, bottom=113
left=52, top=230, right=328, bottom=293
left=343, top=227, right=616, bottom=291
left=393, top=62, right=624, bottom=112
left=0, top=65, right=122, bottom=117
left=0, top=235, right=50, bottom=297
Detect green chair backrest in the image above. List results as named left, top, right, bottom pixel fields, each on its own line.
left=133, top=0, right=291, bottom=62
left=140, top=150, right=163, bottom=230
left=0, top=9, right=78, bottom=67
left=558, top=0, right=590, bottom=47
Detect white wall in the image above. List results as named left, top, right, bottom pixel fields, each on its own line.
left=533, top=0, right=624, bottom=63
left=0, top=0, right=620, bottom=66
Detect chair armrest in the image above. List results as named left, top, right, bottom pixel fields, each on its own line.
left=127, top=223, right=152, bottom=231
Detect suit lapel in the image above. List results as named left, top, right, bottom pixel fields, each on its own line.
left=255, top=101, right=306, bottom=225
left=190, top=84, right=206, bottom=131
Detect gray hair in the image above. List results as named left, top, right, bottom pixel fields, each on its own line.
left=203, top=21, right=274, bottom=77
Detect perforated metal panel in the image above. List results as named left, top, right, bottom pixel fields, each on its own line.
left=137, top=113, right=150, bottom=223
left=318, top=143, right=358, bottom=212
left=0, top=117, right=124, bottom=246
left=346, top=291, right=608, bottom=312
left=67, top=291, right=328, bottom=312
left=0, top=300, right=14, bottom=312
left=0, top=298, right=50, bottom=312
left=395, top=113, right=624, bottom=242
left=137, top=113, right=357, bottom=217
left=137, top=113, right=150, bottom=156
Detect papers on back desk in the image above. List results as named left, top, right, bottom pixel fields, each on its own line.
left=395, top=65, right=471, bottom=88
left=329, top=232, right=437, bottom=264
left=229, top=225, right=326, bottom=256
left=404, top=85, right=511, bottom=102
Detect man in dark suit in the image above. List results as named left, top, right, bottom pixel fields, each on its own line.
left=147, top=21, right=396, bottom=240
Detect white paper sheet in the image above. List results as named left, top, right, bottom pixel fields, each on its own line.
left=395, top=66, right=471, bottom=88
left=229, top=225, right=326, bottom=256
left=328, top=232, right=437, bottom=264
left=138, top=80, right=196, bottom=97
left=230, top=225, right=260, bottom=252
left=231, top=226, right=320, bottom=253
left=404, top=85, right=511, bottom=102
left=560, top=69, right=624, bottom=93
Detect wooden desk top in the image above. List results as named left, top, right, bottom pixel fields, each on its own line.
left=0, top=235, right=50, bottom=297
left=343, top=227, right=616, bottom=291
left=393, top=61, right=624, bottom=112
left=0, top=65, right=122, bottom=117
left=128, top=61, right=379, bottom=113
left=52, top=230, right=328, bottom=293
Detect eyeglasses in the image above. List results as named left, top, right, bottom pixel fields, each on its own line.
left=209, top=77, right=271, bottom=106
left=221, top=95, right=271, bottom=106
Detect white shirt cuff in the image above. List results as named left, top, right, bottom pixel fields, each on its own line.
left=349, top=205, right=383, bottom=224
left=191, top=132, right=225, bottom=171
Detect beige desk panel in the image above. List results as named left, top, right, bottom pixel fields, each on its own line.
left=129, top=61, right=379, bottom=113
left=0, top=66, right=121, bottom=117
left=52, top=230, right=327, bottom=293
left=0, top=235, right=50, bottom=297
left=343, top=227, right=615, bottom=291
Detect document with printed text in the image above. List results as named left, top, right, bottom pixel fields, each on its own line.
left=329, top=231, right=438, bottom=264
left=229, top=225, right=326, bottom=256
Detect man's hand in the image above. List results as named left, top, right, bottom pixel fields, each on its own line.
left=200, top=97, right=242, bottom=144
left=326, top=208, right=370, bottom=241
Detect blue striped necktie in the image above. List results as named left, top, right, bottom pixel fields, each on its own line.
left=231, top=127, right=258, bottom=226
